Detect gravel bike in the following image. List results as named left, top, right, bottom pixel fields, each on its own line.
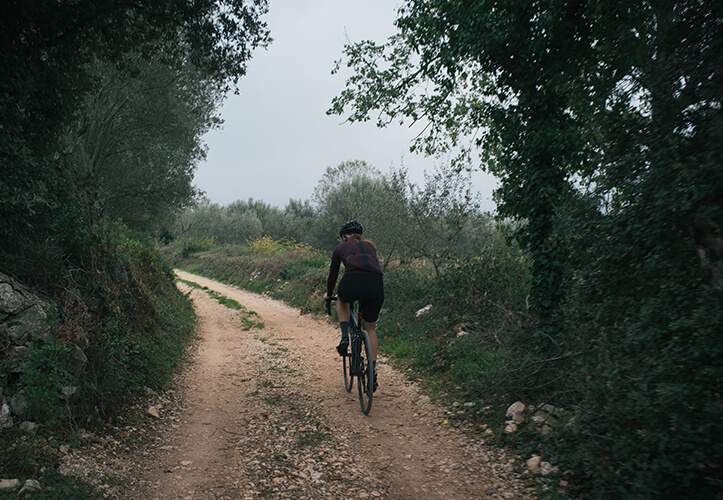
left=326, top=296, right=374, bottom=415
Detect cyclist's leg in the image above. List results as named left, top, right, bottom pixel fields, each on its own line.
left=358, top=274, right=383, bottom=362
left=335, top=299, right=351, bottom=355
left=362, top=320, right=378, bottom=361
left=336, top=298, right=350, bottom=322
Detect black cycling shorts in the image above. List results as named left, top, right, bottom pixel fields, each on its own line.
left=337, top=273, right=384, bottom=323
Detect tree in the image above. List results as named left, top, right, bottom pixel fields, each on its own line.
left=311, top=161, right=409, bottom=258
left=390, top=164, right=484, bottom=276
left=229, top=199, right=291, bottom=240
left=329, top=1, right=722, bottom=496
left=177, top=200, right=263, bottom=244
left=329, top=0, right=593, bottom=352
left=1, top=0, right=270, bottom=255
left=61, top=56, right=222, bottom=231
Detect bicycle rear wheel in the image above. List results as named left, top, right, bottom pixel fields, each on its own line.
left=342, top=348, right=353, bottom=392
left=356, top=329, right=374, bottom=415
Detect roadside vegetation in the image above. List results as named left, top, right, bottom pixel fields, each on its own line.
left=1, top=2, right=270, bottom=497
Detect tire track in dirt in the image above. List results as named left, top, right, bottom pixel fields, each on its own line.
left=123, top=270, right=535, bottom=499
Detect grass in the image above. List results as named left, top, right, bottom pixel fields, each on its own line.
left=296, top=430, right=326, bottom=447
left=179, top=277, right=265, bottom=330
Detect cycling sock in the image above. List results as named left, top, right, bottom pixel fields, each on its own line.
left=339, top=321, right=349, bottom=342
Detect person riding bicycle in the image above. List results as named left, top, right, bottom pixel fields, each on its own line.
left=324, top=220, right=384, bottom=388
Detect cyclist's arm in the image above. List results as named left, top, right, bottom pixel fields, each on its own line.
left=326, top=258, right=341, bottom=297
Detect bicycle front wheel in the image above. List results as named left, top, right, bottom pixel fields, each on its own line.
left=357, top=329, right=374, bottom=415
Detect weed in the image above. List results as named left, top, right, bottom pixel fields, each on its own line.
left=296, top=430, right=326, bottom=447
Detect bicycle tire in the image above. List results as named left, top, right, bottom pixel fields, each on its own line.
left=357, top=329, right=374, bottom=415
left=342, top=348, right=353, bottom=392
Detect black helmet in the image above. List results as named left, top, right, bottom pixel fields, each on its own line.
left=339, top=220, right=363, bottom=237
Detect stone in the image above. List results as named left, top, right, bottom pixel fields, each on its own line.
left=504, top=421, right=517, bottom=433
left=0, top=479, right=20, bottom=491
left=0, top=282, right=25, bottom=315
left=61, top=386, right=79, bottom=399
left=0, top=402, right=12, bottom=428
left=19, top=421, right=37, bottom=433
left=415, top=304, right=433, bottom=317
left=8, top=346, right=31, bottom=373
left=148, top=406, right=160, bottom=419
left=19, top=479, right=41, bottom=495
left=506, top=401, right=526, bottom=424
left=66, top=345, right=88, bottom=374
left=6, top=305, right=48, bottom=342
left=9, top=390, right=29, bottom=416
left=526, top=455, right=541, bottom=470
left=541, top=462, right=559, bottom=476
left=531, top=414, right=547, bottom=425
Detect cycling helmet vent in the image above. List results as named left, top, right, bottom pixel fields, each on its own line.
left=340, top=220, right=363, bottom=237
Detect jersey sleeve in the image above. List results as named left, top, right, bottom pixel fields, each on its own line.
left=326, top=251, right=342, bottom=296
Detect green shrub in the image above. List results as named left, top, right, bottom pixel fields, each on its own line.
left=20, top=337, right=74, bottom=427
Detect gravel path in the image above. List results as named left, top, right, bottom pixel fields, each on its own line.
left=66, top=271, right=536, bottom=499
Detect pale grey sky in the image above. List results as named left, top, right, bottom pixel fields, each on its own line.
left=194, top=0, right=498, bottom=212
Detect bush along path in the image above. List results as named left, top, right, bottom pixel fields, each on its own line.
left=97, top=271, right=535, bottom=499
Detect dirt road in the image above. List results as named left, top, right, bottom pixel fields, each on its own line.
left=115, top=271, right=534, bottom=499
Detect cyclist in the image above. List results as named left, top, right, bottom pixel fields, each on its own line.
left=324, top=220, right=384, bottom=389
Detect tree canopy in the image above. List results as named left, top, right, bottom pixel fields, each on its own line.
left=1, top=0, right=271, bottom=255
left=329, top=1, right=722, bottom=496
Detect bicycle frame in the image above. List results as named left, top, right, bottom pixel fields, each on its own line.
left=327, top=297, right=374, bottom=415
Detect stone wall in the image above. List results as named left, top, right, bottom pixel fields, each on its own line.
left=0, top=272, right=54, bottom=428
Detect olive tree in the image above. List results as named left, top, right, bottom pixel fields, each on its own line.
left=61, top=56, right=222, bottom=231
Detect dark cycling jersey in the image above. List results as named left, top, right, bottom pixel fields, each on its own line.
left=326, top=240, right=382, bottom=297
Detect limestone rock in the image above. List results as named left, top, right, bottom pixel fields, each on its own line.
left=0, top=479, right=20, bottom=491
left=415, top=304, right=433, bottom=317
left=6, top=305, right=48, bottom=342
left=19, top=479, right=41, bottom=495
left=541, top=461, right=559, bottom=476
left=0, top=402, right=13, bottom=428
left=9, top=390, right=29, bottom=416
left=8, top=346, right=31, bottom=373
left=18, top=422, right=37, bottom=435
left=0, top=282, right=26, bottom=315
left=506, top=401, right=526, bottom=424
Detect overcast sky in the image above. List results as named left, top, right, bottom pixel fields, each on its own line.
left=194, top=0, right=498, bottom=212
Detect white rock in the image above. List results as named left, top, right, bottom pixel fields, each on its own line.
left=506, top=401, right=526, bottom=424
left=0, top=402, right=13, bottom=428
left=541, top=462, right=559, bottom=476
left=61, top=386, right=78, bottom=398
left=0, top=479, right=19, bottom=491
left=504, top=421, right=518, bottom=433
left=147, top=406, right=160, bottom=418
left=415, top=304, right=433, bottom=317
left=19, top=479, right=41, bottom=495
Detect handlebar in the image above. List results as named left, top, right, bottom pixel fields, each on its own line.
left=325, top=296, right=337, bottom=316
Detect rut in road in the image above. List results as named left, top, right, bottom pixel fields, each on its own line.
left=127, top=270, right=535, bottom=499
